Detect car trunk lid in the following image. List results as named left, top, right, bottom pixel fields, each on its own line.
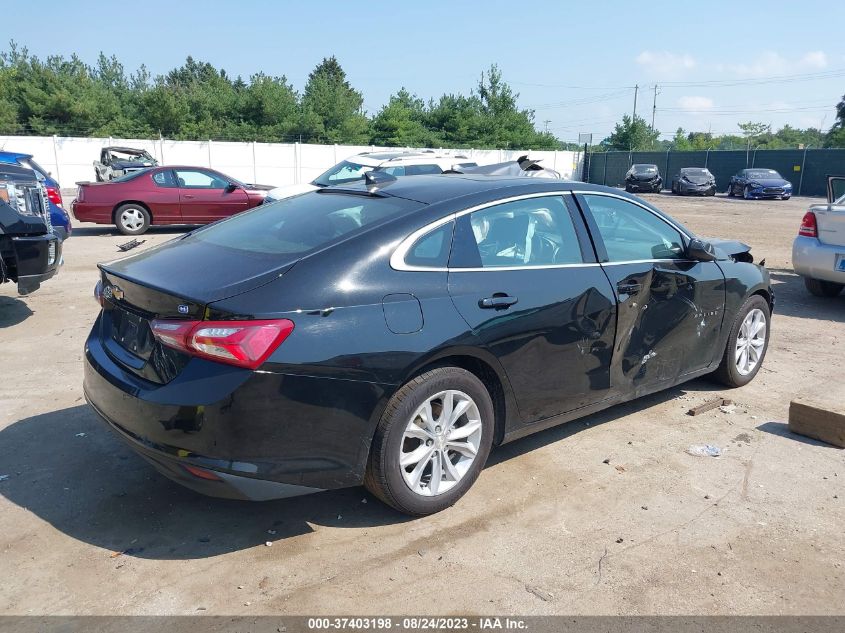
left=812, top=204, right=845, bottom=247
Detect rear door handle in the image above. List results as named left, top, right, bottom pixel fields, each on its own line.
left=617, top=281, right=642, bottom=296
left=479, top=295, right=519, bottom=309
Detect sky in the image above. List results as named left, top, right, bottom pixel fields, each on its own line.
left=9, top=0, right=845, bottom=143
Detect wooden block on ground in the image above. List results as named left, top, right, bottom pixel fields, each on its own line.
left=789, top=397, right=845, bottom=448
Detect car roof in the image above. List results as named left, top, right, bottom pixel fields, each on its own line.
left=348, top=151, right=472, bottom=167
left=103, top=146, right=151, bottom=153
left=0, top=151, right=32, bottom=163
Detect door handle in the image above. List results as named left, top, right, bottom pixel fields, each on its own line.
left=617, top=281, right=642, bottom=295
left=183, top=194, right=195, bottom=199
left=479, top=295, right=518, bottom=309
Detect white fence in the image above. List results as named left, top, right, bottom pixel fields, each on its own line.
left=0, top=135, right=583, bottom=189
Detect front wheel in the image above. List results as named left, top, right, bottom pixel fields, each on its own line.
left=727, top=184, right=735, bottom=197
left=713, top=295, right=770, bottom=387
left=804, top=277, right=844, bottom=297
left=115, top=204, right=151, bottom=235
left=364, top=367, right=494, bottom=516
left=743, top=185, right=754, bottom=200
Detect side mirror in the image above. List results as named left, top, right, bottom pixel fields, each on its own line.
left=688, top=237, right=717, bottom=262
left=225, top=183, right=239, bottom=193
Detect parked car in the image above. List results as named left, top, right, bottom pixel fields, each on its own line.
left=792, top=175, right=845, bottom=297
left=624, top=164, right=662, bottom=193
left=94, top=146, right=158, bottom=182
left=671, top=167, right=717, bottom=196
left=727, top=168, right=792, bottom=200
left=0, top=151, right=72, bottom=240
left=84, top=174, right=773, bottom=515
left=0, top=164, right=62, bottom=294
left=72, top=166, right=272, bottom=235
left=265, top=151, right=477, bottom=202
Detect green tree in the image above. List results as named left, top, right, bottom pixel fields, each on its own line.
left=824, top=93, right=845, bottom=148
left=370, top=88, right=431, bottom=146
left=607, top=115, right=660, bottom=151
left=300, top=56, right=368, bottom=144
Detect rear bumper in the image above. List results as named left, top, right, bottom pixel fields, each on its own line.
left=71, top=200, right=112, bottom=223
left=83, top=320, right=387, bottom=498
left=792, top=235, right=845, bottom=284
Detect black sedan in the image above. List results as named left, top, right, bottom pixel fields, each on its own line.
left=671, top=167, right=717, bottom=196
left=84, top=174, right=773, bottom=516
left=624, top=164, right=662, bottom=193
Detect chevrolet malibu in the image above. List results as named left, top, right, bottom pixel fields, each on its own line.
left=73, top=166, right=272, bottom=235
left=84, top=174, right=773, bottom=515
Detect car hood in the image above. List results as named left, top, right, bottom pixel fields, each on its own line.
left=682, top=174, right=712, bottom=185
left=705, top=237, right=752, bottom=261
left=750, top=178, right=790, bottom=187
left=266, top=183, right=320, bottom=201
left=99, top=234, right=299, bottom=305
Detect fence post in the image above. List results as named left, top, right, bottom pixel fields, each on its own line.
left=159, top=133, right=165, bottom=165
left=798, top=145, right=810, bottom=196
left=665, top=150, right=670, bottom=184
left=51, top=135, right=61, bottom=184
left=252, top=141, right=257, bottom=185
left=294, top=142, right=299, bottom=185
left=705, top=148, right=710, bottom=168
left=208, top=140, right=212, bottom=167
left=602, top=153, right=608, bottom=186
left=752, top=148, right=758, bottom=168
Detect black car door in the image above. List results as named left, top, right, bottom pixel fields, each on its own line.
left=447, top=193, right=617, bottom=424
left=575, top=192, right=726, bottom=395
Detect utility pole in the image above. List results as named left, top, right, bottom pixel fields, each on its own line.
left=651, top=84, right=659, bottom=147
left=543, top=120, right=551, bottom=134
left=632, top=84, right=639, bottom=120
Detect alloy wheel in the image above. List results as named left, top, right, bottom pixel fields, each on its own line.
left=400, top=390, right=482, bottom=497
left=735, top=308, right=766, bottom=375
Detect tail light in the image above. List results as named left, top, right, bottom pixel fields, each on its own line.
left=799, top=211, right=818, bottom=238
left=150, top=318, right=294, bottom=369
left=93, top=280, right=104, bottom=306
left=46, top=186, right=63, bottom=206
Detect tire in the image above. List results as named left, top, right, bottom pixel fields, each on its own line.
left=713, top=295, right=771, bottom=387
left=364, top=367, right=495, bottom=516
left=743, top=185, right=753, bottom=200
left=782, top=195, right=791, bottom=200
left=804, top=276, right=844, bottom=297
left=727, top=184, right=734, bottom=197
left=115, top=203, right=151, bottom=236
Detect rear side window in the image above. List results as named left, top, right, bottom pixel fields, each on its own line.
left=152, top=170, right=177, bottom=188
left=451, top=196, right=583, bottom=269
left=189, top=191, right=423, bottom=256
left=404, top=221, right=454, bottom=268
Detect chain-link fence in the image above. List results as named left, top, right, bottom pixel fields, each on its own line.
left=584, top=148, right=845, bottom=197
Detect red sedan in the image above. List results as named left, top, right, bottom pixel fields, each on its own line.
left=72, top=166, right=272, bottom=235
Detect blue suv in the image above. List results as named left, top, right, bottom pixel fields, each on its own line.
left=0, top=151, right=72, bottom=240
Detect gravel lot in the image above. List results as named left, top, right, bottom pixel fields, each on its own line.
left=0, top=193, right=843, bottom=616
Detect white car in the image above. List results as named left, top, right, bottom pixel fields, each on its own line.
left=793, top=175, right=845, bottom=297
left=266, top=151, right=477, bottom=202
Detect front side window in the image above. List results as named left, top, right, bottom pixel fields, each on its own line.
left=175, top=169, right=229, bottom=189
left=451, top=196, right=583, bottom=269
left=583, top=194, right=685, bottom=262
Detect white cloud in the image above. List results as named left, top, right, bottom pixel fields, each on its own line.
left=727, top=51, right=828, bottom=77
left=677, top=96, right=714, bottom=111
left=635, top=51, right=696, bottom=77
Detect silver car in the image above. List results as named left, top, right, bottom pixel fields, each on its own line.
left=792, top=176, right=845, bottom=297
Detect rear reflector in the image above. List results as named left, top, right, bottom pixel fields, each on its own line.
left=799, top=211, right=818, bottom=238
left=151, top=318, right=294, bottom=369
left=183, top=464, right=223, bottom=481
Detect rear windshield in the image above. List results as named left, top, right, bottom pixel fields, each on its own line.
left=188, top=191, right=423, bottom=256
left=313, top=161, right=374, bottom=187
left=113, top=168, right=152, bottom=182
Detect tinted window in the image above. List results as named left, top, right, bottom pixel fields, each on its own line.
left=631, top=164, right=657, bottom=173
left=583, top=194, right=685, bottom=262
left=404, top=221, right=454, bottom=268
left=404, top=164, right=443, bottom=175
left=313, top=161, right=374, bottom=186
left=189, top=191, right=422, bottom=256
left=452, top=196, right=583, bottom=268
left=151, top=170, right=177, bottom=188
left=20, top=158, right=48, bottom=180
left=682, top=168, right=712, bottom=177
left=175, top=169, right=229, bottom=189
left=746, top=169, right=781, bottom=179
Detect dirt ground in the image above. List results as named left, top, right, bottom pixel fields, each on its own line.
left=0, top=192, right=843, bottom=616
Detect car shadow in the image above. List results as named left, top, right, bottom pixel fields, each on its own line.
left=768, top=268, right=845, bottom=322
left=0, top=405, right=411, bottom=561
left=0, top=295, right=34, bottom=327
left=70, top=226, right=196, bottom=237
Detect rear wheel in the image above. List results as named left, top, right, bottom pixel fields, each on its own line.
left=364, top=367, right=494, bottom=516
left=804, top=277, right=844, bottom=297
left=115, top=203, right=151, bottom=235
left=713, top=295, right=770, bottom=387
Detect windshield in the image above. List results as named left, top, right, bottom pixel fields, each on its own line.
left=631, top=164, right=657, bottom=173
left=114, top=151, right=153, bottom=162
left=188, top=191, right=423, bottom=256
left=747, top=170, right=781, bottom=179
left=313, top=161, right=375, bottom=187
left=682, top=169, right=712, bottom=177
